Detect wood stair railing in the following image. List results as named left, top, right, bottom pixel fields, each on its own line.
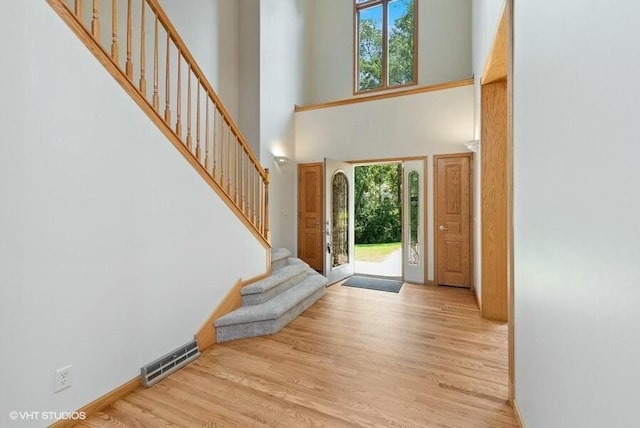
left=48, top=0, right=271, bottom=246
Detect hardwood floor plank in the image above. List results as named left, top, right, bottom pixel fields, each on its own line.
left=79, top=283, right=517, bottom=427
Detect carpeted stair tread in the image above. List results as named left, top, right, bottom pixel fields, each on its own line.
left=241, top=263, right=309, bottom=296
left=271, top=248, right=291, bottom=263
left=215, top=274, right=328, bottom=328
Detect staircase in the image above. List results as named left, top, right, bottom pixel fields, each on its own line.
left=46, top=0, right=328, bottom=344
left=215, top=248, right=327, bottom=342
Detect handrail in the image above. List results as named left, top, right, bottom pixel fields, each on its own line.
left=144, top=0, right=265, bottom=177
left=48, top=0, right=270, bottom=244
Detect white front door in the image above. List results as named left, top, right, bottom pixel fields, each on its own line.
left=403, top=159, right=426, bottom=284
left=324, top=158, right=355, bottom=284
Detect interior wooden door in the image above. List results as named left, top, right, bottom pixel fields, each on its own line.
left=297, top=163, right=324, bottom=272
left=434, top=154, right=472, bottom=288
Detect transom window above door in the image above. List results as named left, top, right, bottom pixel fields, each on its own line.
left=354, top=0, right=417, bottom=93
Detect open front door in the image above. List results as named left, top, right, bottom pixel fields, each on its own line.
left=324, top=158, right=355, bottom=284
left=403, top=160, right=426, bottom=284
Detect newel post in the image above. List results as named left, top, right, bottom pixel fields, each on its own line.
left=264, top=169, right=271, bottom=242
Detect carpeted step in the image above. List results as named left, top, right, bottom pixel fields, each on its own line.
left=241, top=262, right=310, bottom=306
left=271, top=248, right=291, bottom=271
left=215, top=273, right=327, bottom=342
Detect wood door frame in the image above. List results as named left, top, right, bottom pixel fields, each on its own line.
left=433, top=153, right=474, bottom=290
left=481, top=0, right=514, bottom=406
left=348, top=156, right=428, bottom=283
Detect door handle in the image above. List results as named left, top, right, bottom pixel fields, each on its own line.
left=439, top=225, right=448, bottom=231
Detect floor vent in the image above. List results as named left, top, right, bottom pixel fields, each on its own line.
left=141, top=339, right=200, bottom=387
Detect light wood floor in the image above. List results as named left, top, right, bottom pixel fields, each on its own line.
left=79, top=283, right=517, bottom=427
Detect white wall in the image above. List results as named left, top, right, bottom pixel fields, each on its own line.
left=259, top=0, right=307, bottom=253
left=514, top=1, right=640, bottom=426
left=0, top=3, right=266, bottom=426
left=295, top=85, right=475, bottom=280
left=470, top=0, right=504, bottom=305
left=237, top=0, right=261, bottom=155
left=158, top=0, right=240, bottom=120
left=303, top=0, right=472, bottom=105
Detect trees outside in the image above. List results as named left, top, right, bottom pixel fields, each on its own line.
left=358, top=0, right=415, bottom=91
left=355, top=164, right=402, bottom=244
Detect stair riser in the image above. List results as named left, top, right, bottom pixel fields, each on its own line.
left=217, top=287, right=326, bottom=343
left=271, top=257, right=289, bottom=271
left=242, top=271, right=308, bottom=306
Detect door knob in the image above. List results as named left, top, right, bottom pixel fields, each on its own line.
left=439, top=225, right=448, bottom=231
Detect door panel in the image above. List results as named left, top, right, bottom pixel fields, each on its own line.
left=435, top=154, right=472, bottom=288
left=324, top=158, right=355, bottom=284
left=403, top=160, right=426, bottom=284
left=297, top=163, right=323, bottom=271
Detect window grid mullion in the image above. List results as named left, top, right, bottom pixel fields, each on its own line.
left=382, top=0, right=388, bottom=88
left=355, top=0, right=383, bottom=12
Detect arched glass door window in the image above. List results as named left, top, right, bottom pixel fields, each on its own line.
left=408, top=170, right=420, bottom=266
left=332, top=172, right=349, bottom=268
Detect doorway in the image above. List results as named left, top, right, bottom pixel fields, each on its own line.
left=353, top=163, right=403, bottom=279
left=297, top=157, right=427, bottom=285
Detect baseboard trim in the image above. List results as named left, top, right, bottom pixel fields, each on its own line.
left=48, top=376, right=140, bottom=428
left=513, top=398, right=526, bottom=428
left=195, top=278, right=244, bottom=352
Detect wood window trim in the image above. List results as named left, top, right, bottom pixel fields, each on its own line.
left=353, top=0, right=419, bottom=96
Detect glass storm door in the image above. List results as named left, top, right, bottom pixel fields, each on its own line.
left=324, top=158, right=355, bottom=284
left=403, top=159, right=425, bottom=284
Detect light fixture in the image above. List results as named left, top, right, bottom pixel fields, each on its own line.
left=274, top=155, right=290, bottom=166
left=464, top=140, right=480, bottom=153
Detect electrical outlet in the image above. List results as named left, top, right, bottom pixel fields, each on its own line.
left=54, top=365, right=72, bottom=393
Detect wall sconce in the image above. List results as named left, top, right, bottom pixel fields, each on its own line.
left=464, top=140, right=480, bottom=153
left=274, top=156, right=290, bottom=166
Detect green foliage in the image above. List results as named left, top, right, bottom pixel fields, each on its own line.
left=358, top=19, right=383, bottom=90
left=355, top=164, right=402, bottom=244
left=358, top=0, right=414, bottom=91
left=389, top=0, right=415, bottom=85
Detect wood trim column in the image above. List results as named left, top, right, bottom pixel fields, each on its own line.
left=480, top=80, right=508, bottom=322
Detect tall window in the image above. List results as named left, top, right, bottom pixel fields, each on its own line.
left=355, top=0, right=417, bottom=93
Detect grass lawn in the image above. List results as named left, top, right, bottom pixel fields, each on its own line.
left=354, top=242, right=401, bottom=262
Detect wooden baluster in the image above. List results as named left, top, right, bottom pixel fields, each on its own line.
left=236, top=136, right=242, bottom=206
left=175, top=53, right=182, bottom=138
left=213, top=110, right=219, bottom=181
left=186, top=67, right=192, bottom=151
left=264, top=169, right=271, bottom=239
left=139, top=1, right=147, bottom=96
left=230, top=133, right=238, bottom=205
left=196, top=82, right=201, bottom=162
left=259, top=175, right=264, bottom=234
left=251, top=165, right=262, bottom=225
left=75, top=0, right=83, bottom=19
left=125, top=0, right=133, bottom=79
left=245, top=153, right=250, bottom=216
left=91, top=0, right=99, bottom=38
left=111, top=0, right=119, bottom=61
left=241, top=150, right=246, bottom=214
left=251, top=166, right=256, bottom=225
left=220, top=121, right=225, bottom=189
left=205, top=100, right=210, bottom=173
left=164, top=33, right=170, bottom=124
left=226, top=127, right=231, bottom=195
left=246, top=165, right=251, bottom=220
left=152, top=15, right=159, bottom=111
